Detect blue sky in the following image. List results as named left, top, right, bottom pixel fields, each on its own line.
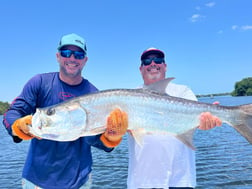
left=1, top=0, right=251, bottom=102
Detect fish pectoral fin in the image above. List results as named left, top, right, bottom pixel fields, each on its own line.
left=129, top=128, right=147, bottom=147
left=176, top=128, right=196, bottom=150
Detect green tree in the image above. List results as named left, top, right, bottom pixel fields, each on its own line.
left=247, top=88, right=252, bottom=96
left=0, top=101, right=10, bottom=115
left=232, top=77, right=252, bottom=96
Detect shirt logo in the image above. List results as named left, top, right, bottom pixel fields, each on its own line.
left=58, top=92, right=76, bottom=100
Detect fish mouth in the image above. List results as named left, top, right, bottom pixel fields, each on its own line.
left=32, top=109, right=43, bottom=129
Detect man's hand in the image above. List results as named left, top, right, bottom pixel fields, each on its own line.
left=100, top=108, right=128, bottom=148
left=198, top=112, right=222, bottom=130
left=12, top=115, right=35, bottom=140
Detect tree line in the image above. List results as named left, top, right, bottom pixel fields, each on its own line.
left=197, top=77, right=252, bottom=98
left=231, top=77, right=252, bottom=96
left=0, top=101, right=10, bottom=115
left=0, top=77, right=252, bottom=115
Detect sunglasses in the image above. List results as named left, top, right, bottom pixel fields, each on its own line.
left=59, top=49, right=86, bottom=60
left=141, top=57, right=164, bottom=66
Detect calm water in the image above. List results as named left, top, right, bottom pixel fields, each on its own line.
left=1, top=96, right=252, bottom=189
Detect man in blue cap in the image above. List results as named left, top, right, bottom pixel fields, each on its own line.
left=3, top=33, right=128, bottom=189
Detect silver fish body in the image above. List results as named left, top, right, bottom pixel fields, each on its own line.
left=30, top=79, right=252, bottom=149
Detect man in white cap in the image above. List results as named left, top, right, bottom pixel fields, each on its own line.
left=127, top=48, right=222, bottom=189
left=3, top=33, right=128, bottom=189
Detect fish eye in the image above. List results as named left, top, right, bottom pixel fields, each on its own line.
left=47, top=108, right=55, bottom=116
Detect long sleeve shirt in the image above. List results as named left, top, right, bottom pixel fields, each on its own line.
left=3, top=72, right=113, bottom=189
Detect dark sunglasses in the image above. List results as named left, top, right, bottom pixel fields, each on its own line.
left=59, top=49, right=86, bottom=60
left=141, top=57, right=164, bottom=66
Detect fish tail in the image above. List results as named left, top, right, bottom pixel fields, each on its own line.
left=233, top=104, right=252, bottom=144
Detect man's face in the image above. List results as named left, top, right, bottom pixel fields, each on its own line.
left=140, top=54, right=167, bottom=85
left=57, top=45, right=87, bottom=78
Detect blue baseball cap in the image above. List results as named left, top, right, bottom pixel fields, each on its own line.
left=58, top=33, right=87, bottom=53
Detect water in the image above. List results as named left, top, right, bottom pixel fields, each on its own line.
left=1, top=96, right=252, bottom=189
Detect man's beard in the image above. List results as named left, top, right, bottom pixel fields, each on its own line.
left=60, top=64, right=81, bottom=78
left=146, top=65, right=162, bottom=80
left=146, top=72, right=162, bottom=81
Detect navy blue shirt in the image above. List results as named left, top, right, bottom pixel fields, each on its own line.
left=3, top=72, right=113, bottom=189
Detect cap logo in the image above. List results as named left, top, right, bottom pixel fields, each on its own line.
left=75, top=39, right=84, bottom=45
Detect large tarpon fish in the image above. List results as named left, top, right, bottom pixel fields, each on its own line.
left=30, top=78, right=252, bottom=149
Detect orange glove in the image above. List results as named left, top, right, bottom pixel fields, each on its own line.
left=12, top=115, right=34, bottom=140
left=100, top=108, right=128, bottom=148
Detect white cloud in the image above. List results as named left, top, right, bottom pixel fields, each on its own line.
left=232, top=25, right=238, bottom=30
left=241, top=25, right=252, bottom=31
left=190, top=14, right=204, bottom=22
left=205, top=2, right=216, bottom=8
left=195, top=6, right=201, bottom=11
left=232, top=25, right=252, bottom=31
left=190, top=2, right=214, bottom=23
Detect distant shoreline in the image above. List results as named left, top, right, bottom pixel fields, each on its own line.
left=196, top=92, right=231, bottom=98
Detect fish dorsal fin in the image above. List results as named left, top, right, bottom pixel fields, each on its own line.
left=143, top=77, right=175, bottom=94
